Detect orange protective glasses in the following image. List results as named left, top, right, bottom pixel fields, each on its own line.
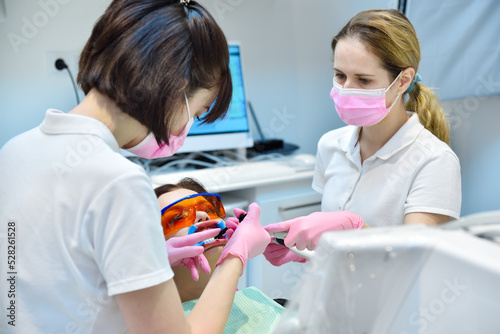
left=160, top=193, right=226, bottom=237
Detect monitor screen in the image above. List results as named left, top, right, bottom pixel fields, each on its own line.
left=176, top=42, right=253, bottom=154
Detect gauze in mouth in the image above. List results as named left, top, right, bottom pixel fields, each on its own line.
left=188, top=220, right=228, bottom=246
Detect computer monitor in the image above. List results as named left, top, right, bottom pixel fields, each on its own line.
left=176, top=42, right=254, bottom=154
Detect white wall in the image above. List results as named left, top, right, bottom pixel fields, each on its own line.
left=0, top=0, right=111, bottom=146
left=0, top=0, right=392, bottom=153
left=405, top=0, right=500, bottom=216
left=199, top=0, right=394, bottom=154
left=444, top=94, right=500, bottom=216
left=1, top=0, right=498, bottom=216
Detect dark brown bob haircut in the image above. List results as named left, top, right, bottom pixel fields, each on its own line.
left=154, top=177, right=208, bottom=198
left=78, top=0, right=232, bottom=145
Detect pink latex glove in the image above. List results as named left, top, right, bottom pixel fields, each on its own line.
left=232, top=207, right=247, bottom=221
left=216, top=203, right=271, bottom=273
left=263, top=242, right=307, bottom=267
left=224, top=216, right=240, bottom=239
left=223, top=206, right=249, bottom=238
left=166, top=228, right=220, bottom=281
left=264, top=211, right=364, bottom=251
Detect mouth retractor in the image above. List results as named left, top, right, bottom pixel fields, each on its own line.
left=189, top=220, right=228, bottom=246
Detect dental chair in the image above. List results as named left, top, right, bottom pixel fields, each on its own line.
left=273, top=214, right=500, bottom=334
left=441, top=210, right=500, bottom=244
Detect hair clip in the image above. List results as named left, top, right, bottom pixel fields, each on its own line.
left=179, top=0, right=190, bottom=6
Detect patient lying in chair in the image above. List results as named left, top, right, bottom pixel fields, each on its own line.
left=155, top=177, right=284, bottom=333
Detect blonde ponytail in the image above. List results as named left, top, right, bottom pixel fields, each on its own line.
left=406, top=83, right=450, bottom=145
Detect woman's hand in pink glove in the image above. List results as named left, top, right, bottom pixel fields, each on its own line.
left=224, top=217, right=240, bottom=239
left=223, top=207, right=247, bottom=239
left=216, top=203, right=271, bottom=274
left=165, top=228, right=220, bottom=281
left=263, top=242, right=307, bottom=267
left=264, top=211, right=364, bottom=251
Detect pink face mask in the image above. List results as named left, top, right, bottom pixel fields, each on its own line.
left=125, top=94, right=194, bottom=159
left=330, top=71, right=402, bottom=126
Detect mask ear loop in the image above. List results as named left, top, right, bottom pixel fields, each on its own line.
left=387, top=93, right=401, bottom=111
left=385, top=71, right=404, bottom=93
left=385, top=71, right=403, bottom=110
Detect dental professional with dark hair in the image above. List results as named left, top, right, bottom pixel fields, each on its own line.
left=263, top=9, right=461, bottom=266
left=0, top=1, right=271, bottom=333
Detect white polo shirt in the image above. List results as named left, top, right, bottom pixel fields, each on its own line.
left=0, top=110, right=173, bottom=333
left=313, top=113, right=461, bottom=227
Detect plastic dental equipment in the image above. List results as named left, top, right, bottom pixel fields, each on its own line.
left=188, top=220, right=228, bottom=246
left=269, top=231, right=315, bottom=261
left=237, top=213, right=315, bottom=261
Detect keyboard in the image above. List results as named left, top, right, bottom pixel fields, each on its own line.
left=150, top=160, right=311, bottom=192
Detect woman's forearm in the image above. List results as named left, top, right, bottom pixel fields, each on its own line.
left=186, top=255, right=242, bottom=334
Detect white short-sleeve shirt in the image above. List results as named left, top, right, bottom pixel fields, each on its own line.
left=0, top=110, right=173, bottom=333
left=313, top=113, right=461, bottom=227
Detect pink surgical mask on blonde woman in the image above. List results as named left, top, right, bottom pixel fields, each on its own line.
left=330, top=71, right=402, bottom=126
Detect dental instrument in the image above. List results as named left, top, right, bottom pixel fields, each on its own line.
left=237, top=213, right=315, bottom=261
left=188, top=220, right=228, bottom=246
